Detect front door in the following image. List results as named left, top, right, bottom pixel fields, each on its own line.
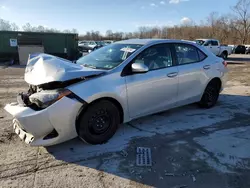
left=125, top=44, right=178, bottom=118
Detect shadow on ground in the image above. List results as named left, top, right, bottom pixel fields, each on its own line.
left=227, top=56, right=250, bottom=64
left=0, top=64, right=26, bottom=70
left=44, top=94, right=250, bottom=188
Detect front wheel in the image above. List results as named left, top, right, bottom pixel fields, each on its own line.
left=77, top=100, right=120, bottom=145
left=199, top=81, right=220, bottom=108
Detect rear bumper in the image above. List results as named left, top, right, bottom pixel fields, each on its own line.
left=4, top=96, right=83, bottom=146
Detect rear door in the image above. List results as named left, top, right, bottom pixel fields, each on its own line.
left=173, top=43, right=209, bottom=106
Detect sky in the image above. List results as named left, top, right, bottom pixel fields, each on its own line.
left=0, top=0, right=239, bottom=35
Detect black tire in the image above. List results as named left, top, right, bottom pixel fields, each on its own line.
left=221, top=51, right=228, bottom=60
left=199, top=81, right=220, bottom=108
left=77, top=100, right=120, bottom=145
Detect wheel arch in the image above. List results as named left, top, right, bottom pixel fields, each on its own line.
left=200, top=77, right=222, bottom=100
left=205, top=77, right=222, bottom=92
left=209, top=77, right=222, bottom=89
left=222, top=50, right=228, bottom=55
left=75, top=97, right=124, bottom=134
left=221, top=50, right=228, bottom=59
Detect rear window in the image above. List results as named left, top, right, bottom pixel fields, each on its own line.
left=174, top=44, right=207, bottom=65
left=175, top=44, right=199, bottom=65
left=197, top=50, right=207, bottom=61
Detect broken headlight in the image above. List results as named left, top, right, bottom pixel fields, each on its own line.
left=29, top=89, right=72, bottom=109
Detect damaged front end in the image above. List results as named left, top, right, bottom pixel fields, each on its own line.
left=19, top=78, right=85, bottom=110
left=18, top=53, right=106, bottom=110
left=4, top=79, right=86, bottom=146
left=4, top=53, right=105, bottom=146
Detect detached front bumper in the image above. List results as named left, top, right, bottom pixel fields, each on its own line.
left=4, top=96, right=83, bottom=146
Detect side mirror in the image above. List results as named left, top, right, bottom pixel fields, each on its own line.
left=131, top=62, right=149, bottom=73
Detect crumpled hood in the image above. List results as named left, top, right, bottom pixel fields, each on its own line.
left=24, top=53, right=105, bottom=85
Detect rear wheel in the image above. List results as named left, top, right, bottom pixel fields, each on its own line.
left=199, top=80, right=221, bottom=108
left=221, top=51, right=228, bottom=60
left=77, top=100, right=120, bottom=145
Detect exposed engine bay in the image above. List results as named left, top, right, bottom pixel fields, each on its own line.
left=18, top=53, right=105, bottom=110
left=19, top=77, right=90, bottom=110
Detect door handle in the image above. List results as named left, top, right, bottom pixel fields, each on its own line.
left=203, top=65, right=210, bottom=70
left=167, top=72, right=178, bottom=78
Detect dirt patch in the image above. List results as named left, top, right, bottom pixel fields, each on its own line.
left=0, top=129, right=17, bottom=143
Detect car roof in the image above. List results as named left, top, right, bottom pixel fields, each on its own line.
left=115, top=39, right=195, bottom=45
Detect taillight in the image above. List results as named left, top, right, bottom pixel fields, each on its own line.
left=222, top=61, right=227, bottom=67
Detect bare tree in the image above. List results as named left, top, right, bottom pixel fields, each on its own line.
left=22, top=23, right=33, bottom=31
left=0, top=19, right=20, bottom=31
left=231, top=0, right=250, bottom=44
left=207, top=12, right=219, bottom=38
left=0, top=19, right=12, bottom=31
left=11, top=23, right=19, bottom=31
left=63, top=29, right=71, bottom=33
left=105, top=30, right=113, bottom=40
left=161, top=26, right=168, bottom=38
left=36, top=25, right=46, bottom=32
left=71, top=28, right=78, bottom=34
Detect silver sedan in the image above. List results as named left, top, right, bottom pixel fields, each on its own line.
left=4, top=39, right=228, bottom=146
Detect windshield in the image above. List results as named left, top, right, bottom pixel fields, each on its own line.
left=195, top=40, right=205, bottom=45
left=76, top=43, right=143, bottom=70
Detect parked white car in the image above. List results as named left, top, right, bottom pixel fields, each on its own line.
left=195, top=39, right=232, bottom=59
left=4, top=39, right=228, bottom=146
left=78, top=41, right=98, bottom=49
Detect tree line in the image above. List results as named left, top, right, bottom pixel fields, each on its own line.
left=1, top=0, right=250, bottom=44
left=0, top=19, right=78, bottom=33
left=80, top=0, right=250, bottom=45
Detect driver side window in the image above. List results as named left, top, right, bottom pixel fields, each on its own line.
left=133, top=44, right=173, bottom=71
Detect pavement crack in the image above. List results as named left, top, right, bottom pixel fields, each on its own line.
left=31, top=147, right=39, bottom=188
left=127, top=123, right=157, bottom=134
left=96, top=157, right=104, bottom=170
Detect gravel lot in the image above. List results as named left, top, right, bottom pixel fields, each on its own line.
left=0, top=54, right=250, bottom=188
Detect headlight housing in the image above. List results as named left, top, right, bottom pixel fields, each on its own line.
left=29, top=89, right=72, bottom=109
